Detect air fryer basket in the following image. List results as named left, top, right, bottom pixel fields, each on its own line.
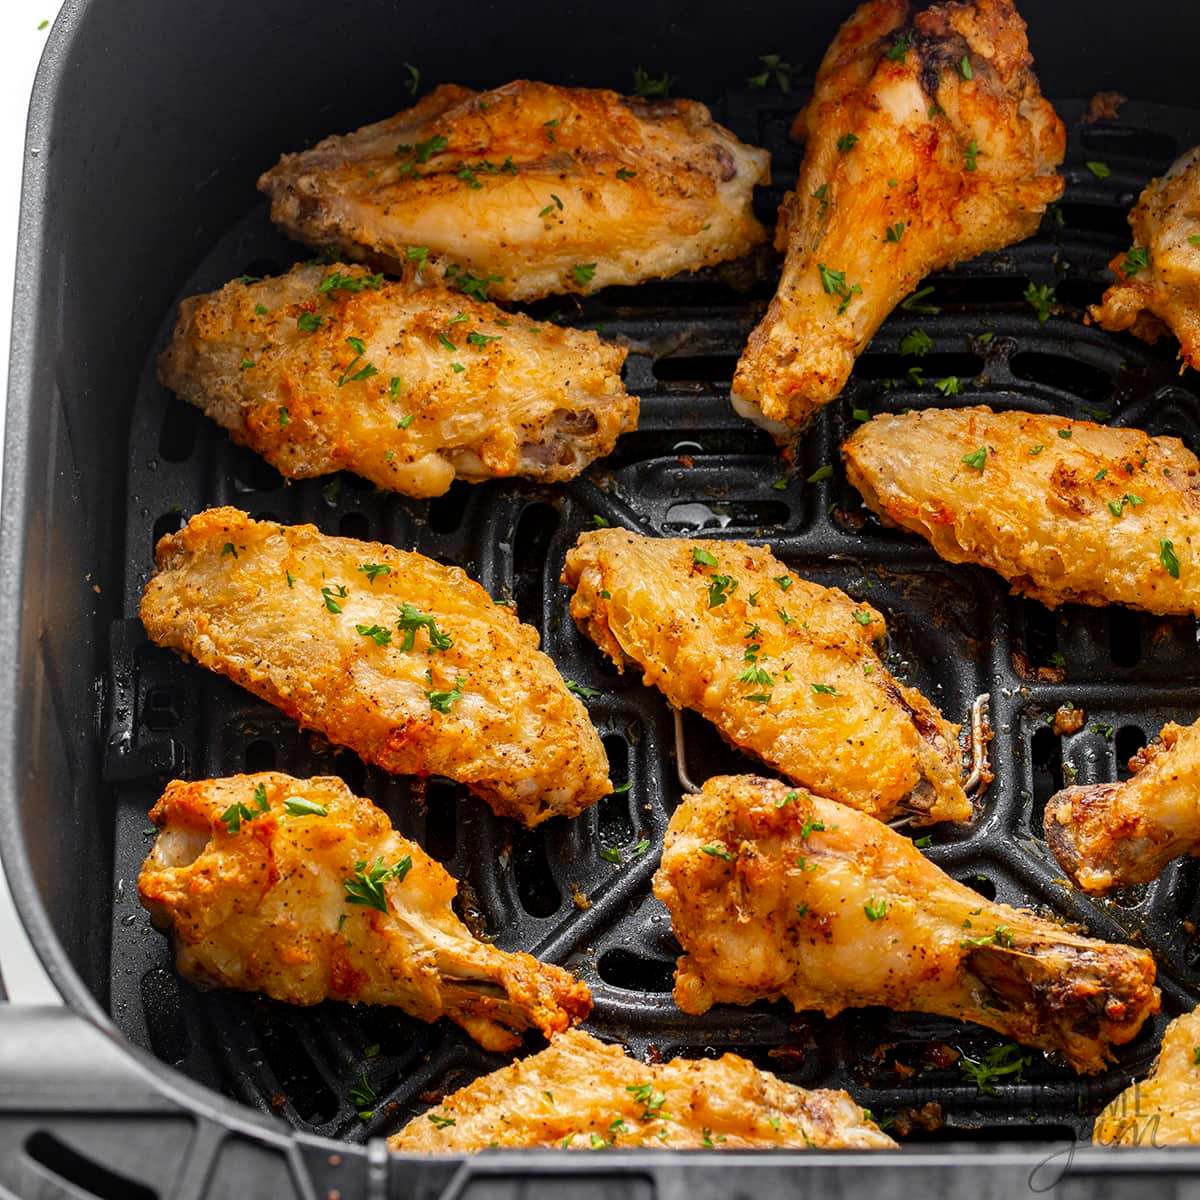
left=7, top=1, right=1200, bottom=1197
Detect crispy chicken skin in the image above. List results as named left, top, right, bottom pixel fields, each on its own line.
left=654, top=776, right=1159, bottom=1074
left=562, top=529, right=968, bottom=824
left=844, top=407, right=1200, bottom=615
left=140, top=509, right=610, bottom=825
left=389, top=1028, right=895, bottom=1151
left=1094, top=1005, right=1200, bottom=1146
left=732, top=0, right=1064, bottom=435
left=138, top=774, right=590, bottom=1051
left=157, top=263, right=636, bottom=499
left=1046, top=718, right=1200, bottom=895
left=258, top=81, right=770, bottom=303
left=1088, top=146, right=1200, bottom=371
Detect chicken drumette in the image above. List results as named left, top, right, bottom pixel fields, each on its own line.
left=732, top=0, right=1064, bottom=435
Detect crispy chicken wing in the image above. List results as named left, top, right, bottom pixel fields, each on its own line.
left=389, top=1027, right=895, bottom=1151
left=1093, top=1005, right=1200, bottom=1146
left=562, top=529, right=968, bottom=824
left=844, top=407, right=1200, bottom=615
left=1046, top=717, right=1200, bottom=894
left=158, top=262, right=636, bottom=499
left=1088, top=146, right=1200, bottom=371
left=654, top=775, right=1159, bottom=1073
left=731, top=0, right=1064, bottom=435
left=138, top=774, right=591, bottom=1052
left=140, top=508, right=610, bottom=825
left=258, top=81, right=770, bottom=302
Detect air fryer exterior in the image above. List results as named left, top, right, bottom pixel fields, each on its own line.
left=6, top=1, right=1200, bottom=1195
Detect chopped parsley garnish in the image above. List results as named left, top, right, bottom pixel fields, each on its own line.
left=885, top=31, right=913, bottom=61
left=278, top=406, right=290, bottom=426
left=632, top=66, right=673, bottom=97
left=836, top=132, right=859, bottom=153
left=566, top=679, right=603, bottom=700
left=616, top=167, right=637, bottom=180
left=900, top=285, right=939, bottom=315
left=812, top=182, right=830, bottom=215
left=701, top=843, right=735, bottom=861
left=219, top=782, right=271, bottom=834
left=345, top=855, right=412, bottom=912
left=254, top=303, right=269, bottom=315
left=406, top=245, right=430, bottom=264
left=900, top=328, right=932, bottom=357
left=321, top=584, right=348, bottom=613
left=807, top=464, right=833, bottom=483
left=1024, top=282, right=1055, bottom=322
left=964, top=139, right=980, bottom=171
left=590, top=514, right=609, bottom=528
left=427, top=1113, right=456, bottom=1129
left=1058, top=427, right=1073, bottom=439
left=297, top=310, right=323, bottom=333
left=864, top=898, right=888, bottom=921
left=959, top=54, right=973, bottom=79
left=747, top=53, right=793, bottom=92
left=885, top=221, right=906, bottom=243
left=1107, top=493, right=1142, bottom=518
left=222, top=542, right=238, bottom=558
left=349, top=1074, right=376, bottom=1121
left=1085, top=160, right=1111, bottom=179
left=692, top=546, right=719, bottom=567
left=239, top=358, right=255, bottom=371
left=427, top=675, right=467, bottom=713
left=437, top=333, right=457, bottom=351
left=1160, top=538, right=1181, bottom=578
left=800, top=817, right=825, bottom=839
left=397, top=413, right=414, bottom=429
left=707, top=574, right=738, bottom=608
left=319, top=270, right=383, bottom=295
left=337, top=336, right=378, bottom=387
left=403, top=62, right=420, bottom=95
left=914, top=835, right=933, bottom=849
left=853, top=610, right=872, bottom=625
left=962, top=446, right=988, bottom=471
left=738, top=665, right=774, bottom=687
left=466, top=331, right=501, bottom=347
left=817, top=263, right=861, bottom=313
left=852, top=406, right=871, bottom=422
left=571, top=263, right=598, bottom=286
left=396, top=602, right=453, bottom=651
left=1121, top=246, right=1150, bottom=277
left=774, top=575, right=793, bottom=591
left=456, top=164, right=481, bottom=189
left=811, top=682, right=838, bottom=695
left=445, top=265, right=503, bottom=301
left=358, top=562, right=391, bottom=583
left=413, top=133, right=449, bottom=163
left=935, top=376, right=963, bottom=396
left=959, top=1044, right=1033, bottom=1096
left=356, top=623, right=393, bottom=646
left=284, top=797, right=328, bottom=817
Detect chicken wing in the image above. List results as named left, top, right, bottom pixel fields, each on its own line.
left=1088, top=146, right=1200, bottom=371
left=844, top=406, right=1200, bottom=615
left=140, top=508, right=610, bottom=825
left=731, top=0, right=1064, bottom=435
left=1046, top=717, right=1200, bottom=895
left=562, top=529, right=969, bottom=824
left=258, top=81, right=770, bottom=303
left=138, top=773, right=591, bottom=1052
left=654, top=775, right=1159, bottom=1073
left=158, top=262, right=636, bottom=499
left=1094, top=1005, right=1200, bottom=1146
left=389, top=1027, right=895, bottom=1151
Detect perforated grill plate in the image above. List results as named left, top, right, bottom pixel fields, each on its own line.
left=106, top=95, right=1200, bottom=1145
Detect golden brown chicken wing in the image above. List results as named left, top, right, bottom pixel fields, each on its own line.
left=1088, top=146, right=1200, bottom=371
left=732, top=0, right=1064, bottom=435
left=1093, top=1004, right=1200, bottom=1145
left=138, top=774, right=591, bottom=1051
left=844, top=407, right=1200, bottom=615
left=258, top=81, right=770, bottom=303
left=140, top=508, right=610, bottom=825
left=1045, top=717, right=1200, bottom=895
left=562, top=529, right=969, bottom=824
left=388, top=1027, right=895, bottom=1151
left=654, top=775, right=1159, bottom=1074
left=158, top=262, right=636, bottom=499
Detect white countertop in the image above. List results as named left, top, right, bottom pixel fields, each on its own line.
left=0, top=0, right=69, bottom=1005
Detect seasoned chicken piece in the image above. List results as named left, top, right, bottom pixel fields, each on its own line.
left=1094, top=1005, right=1200, bottom=1145
left=732, top=0, right=1064, bottom=435
left=1046, top=718, right=1200, bottom=895
left=140, top=508, right=609, bottom=825
left=138, top=774, right=590, bottom=1051
left=654, top=775, right=1160, bottom=1074
left=389, top=1028, right=895, bottom=1151
left=844, top=407, right=1200, bottom=615
left=562, top=529, right=968, bottom=824
left=1088, top=146, right=1200, bottom=371
left=258, top=81, right=770, bottom=303
left=158, top=263, right=636, bottom=499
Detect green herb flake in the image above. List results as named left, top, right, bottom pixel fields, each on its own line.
left=1160, top=538, right=1181, bottom=578
left=959, top=55, right=973, bottom=79
left=864, top=898, right=888, bottom=921
left=343, top=853, right=413, bottom=908
left=284, top=797, right=328, bottom=818
left=571, top=262, right=598, bottom=286
left=885, top=221, right=906, bottom=243
left=1121, top=245, right=1150, bottom=277
left=1085, top=160, right=1111, bottom=180
left=566, top=679, right=603, bottom=700
left=962, top=446, right=988, bottom=472
left=836, top=132, right=859, bottom=153
left=1024, top=282, right=1056, bottom=322
left=701, top=843, right=735, bottom=862
left=807, top=464, right=833, bottom=484
left=356, top=623, right=393, bottom=646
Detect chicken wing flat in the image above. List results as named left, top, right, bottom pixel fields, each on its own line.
left=158, top=262, right=636, bottom=499
left=562, top=529, right=968, bottom=824
left=1046, top=717, right=1200, bottom=895
left=844, top=407, right=1200, bottom=615
left=1093, top=1005, right=1200, bottom=1146
left=258, top=81, right=770, bottom=303
left=140, top=508, right=610, bottom=825
left=731, top=0, right=1064, bottom=435
left=654, top=775, right=1159, bottom=1073
left=1088, top=146, right=1200, bottom=371
left=138, top=774, right=591, bottom=1051
left=389, top=1028, right=895, bottom=1151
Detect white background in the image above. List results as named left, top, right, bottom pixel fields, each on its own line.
left=0, top=0, right=68, bottom=1004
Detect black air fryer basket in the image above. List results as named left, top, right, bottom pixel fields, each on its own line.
left=5, top=1, right=1200, bottom=1196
